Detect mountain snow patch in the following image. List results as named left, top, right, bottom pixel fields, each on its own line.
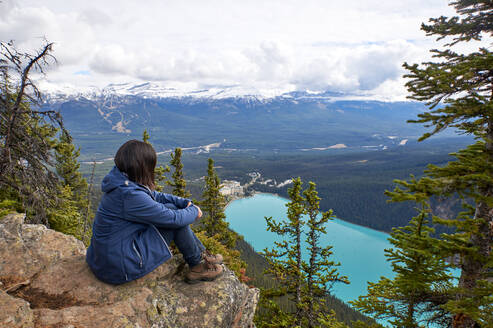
left=277, top=179, right=293, bottom=188
left=399, top=139, right=408, bottom=145
left=301, top=144, right=347, bottom=151
left=112, top=121, right=131, bottom=133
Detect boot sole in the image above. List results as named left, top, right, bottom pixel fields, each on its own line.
left=184, top=270, right=224, bottom=284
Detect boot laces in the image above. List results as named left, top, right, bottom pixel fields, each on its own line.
left=204, top=260, right=216, bottom=271
left=202, top=250, right=218, bottom=264
left=191, top=260, right=217, bottom=272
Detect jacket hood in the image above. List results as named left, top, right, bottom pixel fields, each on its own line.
left=101, top=166, right=131, bottom=193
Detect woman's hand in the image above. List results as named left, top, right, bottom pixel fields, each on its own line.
left=187, top=201, right=202, bottom=220
left=195, top=205, right=203, bottom=220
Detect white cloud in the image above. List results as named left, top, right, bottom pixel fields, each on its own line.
left=0, top=0, right=16, bottom=19
left=90, top=44, right=135, bottom=75
left=78, top=8, right=112, bottom=26
left=243, top=41, right=293, bottom=82
left=292, top=54, right=353, bottom=91
left=345, top=41, right=412, bottom=90
left=0, top=0, right=467, bottom=98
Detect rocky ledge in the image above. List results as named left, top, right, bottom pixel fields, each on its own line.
left=0, top=214, right=258, bottom=328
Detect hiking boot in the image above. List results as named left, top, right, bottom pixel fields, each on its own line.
left=185, top=261, right=223, bottom=284
left=202, top=250, right=223, bottom=264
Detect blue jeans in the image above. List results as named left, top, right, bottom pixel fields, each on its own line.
left=159, top=203, right=205, bottom=267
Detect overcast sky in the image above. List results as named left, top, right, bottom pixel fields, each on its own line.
left=0, top=0, right=459, bottom=99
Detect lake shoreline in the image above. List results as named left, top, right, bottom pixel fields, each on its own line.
left=225, top=193, right=395, bottom=303
left=226, top=191, right=392, bottom=236
left=225, top=190, right=281, bottom=208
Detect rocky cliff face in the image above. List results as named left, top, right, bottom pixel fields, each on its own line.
left=0, top=214, right=258, bottom=328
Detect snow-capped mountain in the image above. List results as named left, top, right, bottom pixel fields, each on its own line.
left=36, top=79, right=454, bottom=162
left=39, top=81, right=379, bottom=104
left=41, top=78, right=434, bottom=161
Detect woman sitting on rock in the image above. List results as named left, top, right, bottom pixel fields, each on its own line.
left=86, top=139, right=223, bottom=285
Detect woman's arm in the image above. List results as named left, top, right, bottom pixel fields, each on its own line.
left=151, top=190, right=191, bottom=209
left=124, top=189, right=198, bottom=228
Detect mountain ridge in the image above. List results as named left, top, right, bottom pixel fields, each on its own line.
left=40, top=81, right=403, bottom=103
left=41, top=83, right=463, bottom=161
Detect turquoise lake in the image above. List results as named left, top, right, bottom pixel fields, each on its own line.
left=225, top=193, right=394, bottom=303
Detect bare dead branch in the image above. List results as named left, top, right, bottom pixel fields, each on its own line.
left=0, top=40, right=63, bottom=224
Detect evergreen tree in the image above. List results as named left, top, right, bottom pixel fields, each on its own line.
left=303, top=182, right=349, bottom=328
left=258, top=178, right=348, bottom=328
left=0, top=186, right=23, bottom=217
left=54, top=131, right=92, bottom=244
left=47, top=185, right=81, bottom=239
left=200, top=158, right=236, bottom=248
left=261, top=177, right=305, bottom=327
left=167, top=147, right=191, bottom=198
left=355, top=1, right=493, bottom=327
left=55, top=131, right=90, bottom=210
left=142, top=129, right=169, bottom=191
left=351, top=180, right=454, bottom=327
left=195, top=158, right=246, bottom=281
left=142, top=129, right=150, bottom=143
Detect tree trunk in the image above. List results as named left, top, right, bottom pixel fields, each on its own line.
left=295, top=222, right=302, bottom=327
left=453, top=121, right=493, bottom=328
left=307, top=227, right=315, bottom=328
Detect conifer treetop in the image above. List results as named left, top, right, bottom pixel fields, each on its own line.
left=259, top=178, right=348, bottom=328
left=403, top=0, right=493, bottom=140
left=168, top=147, right=191, bottom=198
left=141, top=129, right=170, bottom=191
left=199, top=158, right=235, bottom=248
left=422, top=1, right=493, bottom=45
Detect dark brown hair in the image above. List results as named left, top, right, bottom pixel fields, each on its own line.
left=114, top=140, right=156, bottom=190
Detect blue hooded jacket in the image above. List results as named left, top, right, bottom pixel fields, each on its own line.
left=86, top=166, right=199, bottom=284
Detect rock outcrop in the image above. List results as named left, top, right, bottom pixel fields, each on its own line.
left=0, top=214, right=258, bottom=328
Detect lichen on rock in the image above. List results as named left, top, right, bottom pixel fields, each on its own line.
left=0, top=213, right=259, bottom=328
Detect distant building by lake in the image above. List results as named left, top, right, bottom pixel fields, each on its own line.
left=220, top=180, right=243, bottom=197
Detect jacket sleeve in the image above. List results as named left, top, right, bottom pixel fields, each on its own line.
left=151, top=191, right=191, bottom=209
left=124, top=189, right=198, bottom=228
